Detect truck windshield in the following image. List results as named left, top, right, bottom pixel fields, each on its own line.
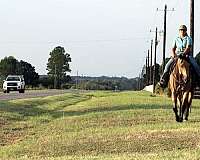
left=6, top=77, right=20, bottom=81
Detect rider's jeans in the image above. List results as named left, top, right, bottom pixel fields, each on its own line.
left=163, top=57, right=174, bottom=75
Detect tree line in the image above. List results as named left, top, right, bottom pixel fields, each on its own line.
left=70, top=76, right=138, bottom=91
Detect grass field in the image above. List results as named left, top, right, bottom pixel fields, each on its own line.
left=1, top=90, right=200, bottom=160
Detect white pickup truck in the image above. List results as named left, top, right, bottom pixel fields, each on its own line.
left=3, top=75, right=25, bottom=93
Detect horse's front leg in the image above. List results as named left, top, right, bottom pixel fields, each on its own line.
left=181, top=92, right=189, bottom=121
left=185, top=91, right=193, bottom=121
left=177, top=94, right=183, bottom=122
left=172, top=92, right=179, bottom=122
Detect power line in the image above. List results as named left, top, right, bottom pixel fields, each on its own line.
left=0, top=37, right=151, bottom=45
left=168, top=0, right=179, bottom=26
left=190, top=0, right=194, bottom=56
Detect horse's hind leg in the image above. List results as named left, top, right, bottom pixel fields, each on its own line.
left=173, top=106, right=179, bottom=122
left=185, top=104, right=191, bottom=121
left=184, top=104, right=189, bottom=121
left=180, top=103, right=186, bottom=122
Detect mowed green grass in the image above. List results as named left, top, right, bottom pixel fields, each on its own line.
left=1, top=91, right=200, bottom=160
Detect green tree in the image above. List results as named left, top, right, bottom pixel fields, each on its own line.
left=47, top=46, right=72, bottom=88
left=16, top=60, right=39, bottom=87
left=0, top=56, right=18, bottom=78
left=38, top=76, right=54, bottom=89
left=0, top=56, right=39, bottom=87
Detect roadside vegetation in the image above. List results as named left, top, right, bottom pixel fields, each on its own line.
left=1, top=91, right=200, bottom=159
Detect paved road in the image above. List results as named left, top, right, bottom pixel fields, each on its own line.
left=0, top=89, right=72, bottom=101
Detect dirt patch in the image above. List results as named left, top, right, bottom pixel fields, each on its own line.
left=0, top=123, right=30, bottom=146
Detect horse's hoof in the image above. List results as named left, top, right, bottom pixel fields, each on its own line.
left=176, top=117, right=180, bottom=122
left=185, top=117, right=188, bottom=121
left=176, top=117, right=183, bottom=122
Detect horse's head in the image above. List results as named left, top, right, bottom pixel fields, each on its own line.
left=177, top=57, right=190, bottom=83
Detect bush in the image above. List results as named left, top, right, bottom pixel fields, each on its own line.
left=61, top=83, right=72, bottom=89
left=155, top=83, right=171, bottom=97
left=0, top=81, right=3, bottom=92
left=155, top=83, right=164, bottom=95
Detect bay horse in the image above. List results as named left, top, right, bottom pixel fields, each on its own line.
left=169, top=55, right=193, bottom=122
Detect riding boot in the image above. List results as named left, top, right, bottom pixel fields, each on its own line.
left=158, top=72, right=169, bottom=88
left=158, top=57, right=174, bottom=88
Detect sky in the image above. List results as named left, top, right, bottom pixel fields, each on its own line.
left=0, top=0, right=200, bottom=78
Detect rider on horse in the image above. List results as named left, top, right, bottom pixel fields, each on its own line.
left=159, top=25, right=200, bottom=88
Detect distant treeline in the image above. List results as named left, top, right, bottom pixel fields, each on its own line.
left=38, top=75, right=139, bottom=91
left=75, top=76, right=139, bottom=90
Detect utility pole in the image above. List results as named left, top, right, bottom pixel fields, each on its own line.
left=150, top=40, right=153, bottom=85
left=147, top=49, right=150, bottom=85
left=138, top=74, right=141, bottom=90
left=146, top=56, right=148, bottom=85
left=153, top=27, right=158, bottom=93
left=76, top=70, right=79, bottom=89
left=190, top=0, right=194, bottom=56
left=157, top=5, right=174, bottom=73
left=163, top=4, right=167, bottom=72
left=150, top=28, right=158, bottom=93
left=54, top=64, right=57, bottom=89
